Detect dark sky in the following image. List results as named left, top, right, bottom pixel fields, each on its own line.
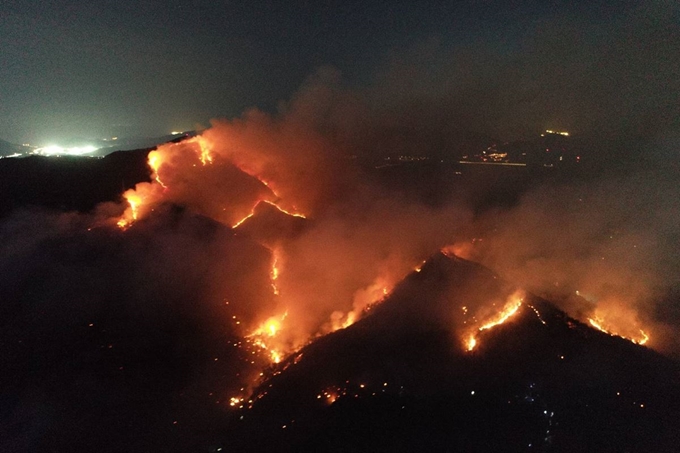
left=1, top=0, right=677, bottom=144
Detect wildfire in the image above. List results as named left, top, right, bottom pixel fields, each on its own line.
left=441, top=242, right=475, bottom=260
left=270, top=249, right=281, bottom=296
left=116, top=192, right=142, bottom=229
left=466, top=291, right=524, bottom=351
left=189, top=135, right=213, bottom=165
left=105, top=124, right=661, bottom=420
left=478, top=296, right=523, bottom=332
left=232, top=210, right=256, bottom=228
left=328, top=277, right=395, bottom=332
left=147, top=151, right=167, bottom=188
left=466, top=336, right=477, bottom=351
left=231, top=199, right=307, bottom=229
left=260, top=200, right=306, bottom=219
left=588, top=317, right=650, bottom=345
left=248, top=314, right=287, bottom=364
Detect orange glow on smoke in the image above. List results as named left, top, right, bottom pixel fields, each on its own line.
left=466, top=291, right=524, bottom=351
left=588, top=317, right=650, bottom=345
left=328, top=276, right=395, bottom=332
left=107, top=125, right=659, bottom=410
left=115, top=132, right=309, bottom=232
left=442, top=242, right=475, bottom=260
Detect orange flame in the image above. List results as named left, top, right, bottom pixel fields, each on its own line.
left=328, top=276, right=395, bottom=332
left=148, top=151, right=167, bottom=188
left=270, top=249, right=281, bottom=296
left=190, top=135, right=213, bottom=165
left=260, top=200, right=306, bottom=219
left=466, top=291, right=524, bottom=351
left=231, top=199, right=307, bottom=229
left=588, top=317, right=650, bottom=345
left=248, top=314, right=287, bottom=364
left=116, top=192, right=142, bottom=229
left=232, top=210, right=256, bottom=228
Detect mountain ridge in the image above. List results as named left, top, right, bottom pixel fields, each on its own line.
left=221, top=253, right=680, bottom=452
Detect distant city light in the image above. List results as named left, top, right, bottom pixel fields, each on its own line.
left=545, top=130, right=569, bottom=136
left=34, top=145, right=98, bottom=156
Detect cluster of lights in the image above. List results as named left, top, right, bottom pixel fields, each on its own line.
left=314, top=381, right=397, bottom=406
left=35, top=145, right=98, bottom=156
left=542, top=130, right=570, bottom=136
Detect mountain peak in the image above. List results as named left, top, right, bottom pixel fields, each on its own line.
left=221, top=252, right=680, bottom=452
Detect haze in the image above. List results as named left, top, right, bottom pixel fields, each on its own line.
left=1, top=0, right=677, bottom=149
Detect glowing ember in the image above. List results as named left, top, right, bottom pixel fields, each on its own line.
left=318, top=388, right=339, bottom=405
left=588, top=317, right=650, bottom=345
left=527, top=304, right=547, bottom=325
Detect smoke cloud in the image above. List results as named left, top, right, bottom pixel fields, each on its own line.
left=2, top=9, right=679, bottom=447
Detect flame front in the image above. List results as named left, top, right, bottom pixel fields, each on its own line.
left=231, top=200, right=306, bottom=229
left=148, top=151, right=167, bottom=188
left=116, top=192, right=142, bottom=229
left=465, top=291, right=524, bottom=351
left=193, top=135, right=213, bottom=165
left=588, top=317, right=650, bottom=345
left=260, top=200, right=306, bottom=219
left=270, top=249, right=281, bottom=296
left=113, top=133, right=315, bottom=369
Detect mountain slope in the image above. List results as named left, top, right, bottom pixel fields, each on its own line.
left=222, top=253, right=680, bottom=452
left=0, top=138, right=24, bottom=158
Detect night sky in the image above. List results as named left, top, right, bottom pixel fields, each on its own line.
left=1, top=0, right=678, bottom=145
